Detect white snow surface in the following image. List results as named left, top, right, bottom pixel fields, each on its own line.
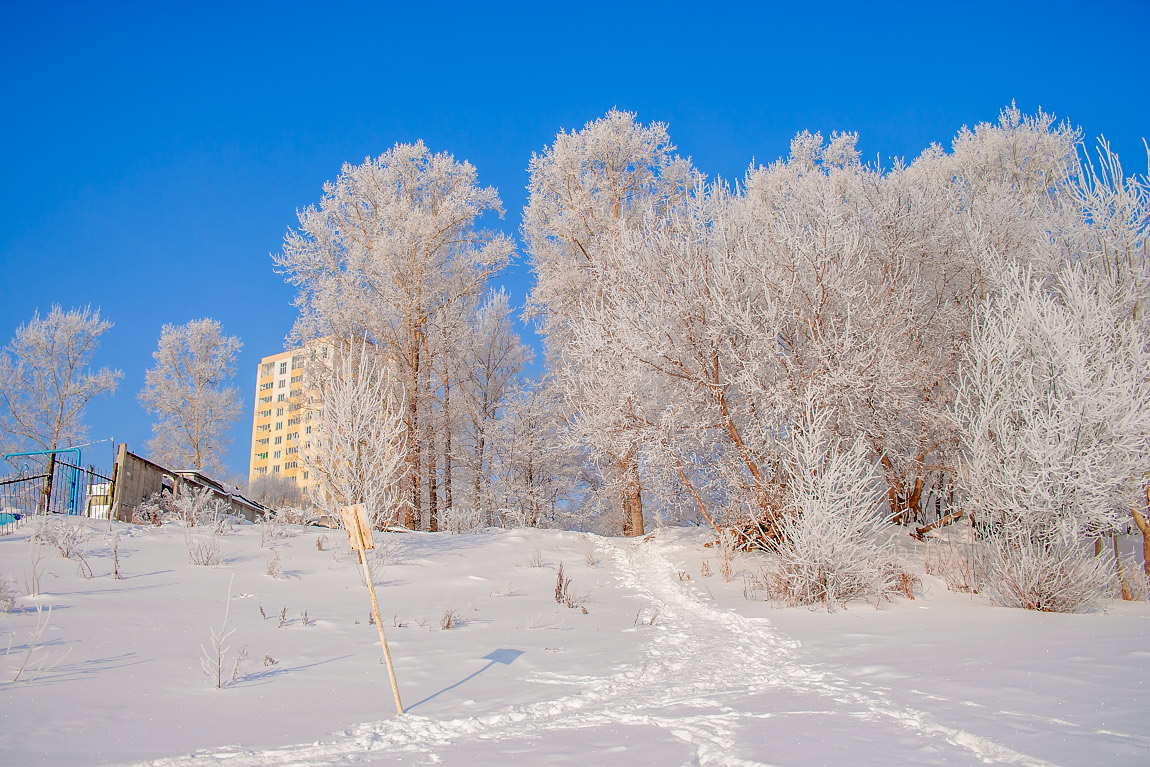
left=1, top=517, right=1147, bottom=766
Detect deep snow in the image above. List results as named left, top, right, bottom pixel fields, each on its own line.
left=0, top=516, right=1146, bottom=766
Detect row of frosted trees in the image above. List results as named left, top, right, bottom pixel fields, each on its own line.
left=277, top=106, right=1150, bottom=610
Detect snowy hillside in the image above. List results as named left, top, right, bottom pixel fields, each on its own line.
left=1, top=516, right=1147, bottom=766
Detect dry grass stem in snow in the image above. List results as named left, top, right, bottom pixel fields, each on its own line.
left=200, top=574, right=244, bottom=688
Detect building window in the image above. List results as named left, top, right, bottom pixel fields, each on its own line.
left=272, top=465, right=280, bottom=474
left=285, top=461, right=297, bottom=470
left=288, top=417, right=300, bottom=426
left=260, top=381, right=273, bottom=391
left=256, top=466, right=267, bottom=476
left=255, top=451, right=268, bottom=460
left=302, top=471, right=309, bottom=479
left=258, top=409, right=271, bottom=418
left=260, top=395, right=272, bottom=404
left=256, top=438, right=269, bottom=446
left=276, top=407, right=284, bottom=416
left=261, top=362, right=274, bottom=377
left=292, top=355, right=304, bottom=370
left=273, top=450, right=281, bottom=459
left=286, top=446, right=298, bottom=455
left=278, top=379, right=286, bottom=389
left=277, top=393, right=285, bottom=402
left=274, top=436, right=282, bottom=445
left=257, top=424, right=271, bottom=433
left=290, top=374, right=303, bottom=384
left=275, top=421, right=282, bottom=431
left=279, top=362, right=288, bottom=375
left=305, top=426, right=312, bottom=434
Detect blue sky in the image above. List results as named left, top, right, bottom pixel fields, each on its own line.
left=2, top=1, right=1147, bottom=480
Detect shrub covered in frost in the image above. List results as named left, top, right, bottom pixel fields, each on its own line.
left=770, top=407, right=904, bottom=609
left=985, top=519, right=1111, bottom=613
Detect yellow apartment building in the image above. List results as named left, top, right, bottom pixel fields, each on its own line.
left=249, top=338, right=388, bottom=499
left=248, top=346, right=312, bottom=490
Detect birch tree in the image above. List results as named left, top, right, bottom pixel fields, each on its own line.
left=276, top=141, right=513, bottom=529
left=138, top=319, right=243, bottom=474
left=0, top=304, right=121, bottom=455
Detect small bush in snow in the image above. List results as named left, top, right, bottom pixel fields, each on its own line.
left=715, top=529, right=738, bottom=583
left=924, top=534, right=987, bottom=594
left=265, top=550, right=283, bottom=579
left=579, top=535, right=599, bottom=567
left=441, top=507, right=485, bottom=534
left=132, top=492, right=169, bottom=525
left=439, top=607, right=464, bottom=630
left=986, top=521, right=1111, bottom=613
left=35, top=517, right=91, bottom=560
left=272, top=506, right=318, bottom=527
left=0, top=575, right=16, bottom=613
left=770, top=407, right=903, bottom=610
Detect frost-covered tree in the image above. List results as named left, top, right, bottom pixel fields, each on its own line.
left=248, top=473, right=304, bottom=508
left=0, top=304, right=121, bottom=455
left=488, top=379, right=579, bottom=526
left=525, top=109, right=699, bottom=535
left=954, top=258, right=1150, bottom=610
left=276, top=142, right=513, bottom=529
left=304, top=339, right=407, bottom=529
left=457, top=289, right=532, bottom=514
left=138, top=319, right=242, bottom=474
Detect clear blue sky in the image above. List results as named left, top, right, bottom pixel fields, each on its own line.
left=2, top=1, right=1147, bottom=480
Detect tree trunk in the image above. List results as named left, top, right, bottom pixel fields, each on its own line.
left=423, top=329, right=437, bottom=533
left=626, top=456, right=644, bottom=537
left=42, top=452, right=57, bottom=514
left=1132, top=488, right=1150, bottom=583
left=1114, top=534, right=1133, bottom=601
left=474, top=426, right=485, bottom=516
left=427, top=434, right=438, bottom=533
left=443, top=377, right=453, bottom=511
left=405, top=336, right=420, bottom=530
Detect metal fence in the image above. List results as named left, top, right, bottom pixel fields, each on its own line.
left=0, top=460, right=114, bottom=536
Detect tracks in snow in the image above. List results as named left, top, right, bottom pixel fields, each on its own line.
left=139, top=534, right=1055, bottom=767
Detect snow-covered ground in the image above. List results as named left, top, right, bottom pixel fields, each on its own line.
left=1, top=516, right=1147, bottom=766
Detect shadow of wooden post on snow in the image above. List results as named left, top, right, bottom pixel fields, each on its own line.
left=408, top=649, right=525, bottom=711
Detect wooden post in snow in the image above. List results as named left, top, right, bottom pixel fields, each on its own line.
left=342, top=503, right=404, bottom=715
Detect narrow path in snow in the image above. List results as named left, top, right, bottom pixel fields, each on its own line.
left=140, top=534, right=1057, bottom=767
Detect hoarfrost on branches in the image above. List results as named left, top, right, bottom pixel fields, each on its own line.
left=138, top=318, right=243, bottom=474
left=0, top=305, right=121, bottom=455
left=304, top=339, right=407, bottom=530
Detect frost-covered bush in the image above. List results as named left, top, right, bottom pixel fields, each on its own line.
left=132, top=492, right=170, bottom=525
left=986, top=521, right=1111, bottom=612
left=271, top=506, right=318, bottom=527
left=178, top=489, right=230, bottom=566
left=770, top=408, right=904, bottom=609
left=35, top=516, right=92, bottom=560
left=0, top=575, right=16, bottom=613
left=172, top=487, right=229, bottom=528
left=440, top=507, right=485, bottom=534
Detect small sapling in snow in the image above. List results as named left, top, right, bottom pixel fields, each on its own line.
left=266, top=550, right=283, bottom=579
